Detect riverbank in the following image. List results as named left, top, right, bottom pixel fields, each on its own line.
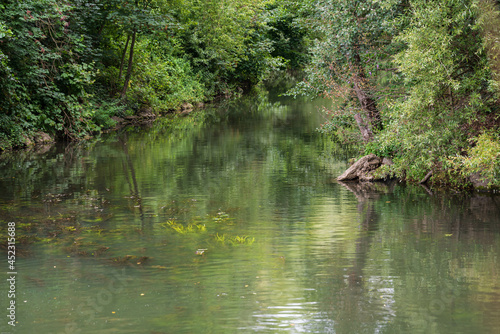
left=0, top=99, right=208, bottom=153
left=0, top=72, right=296, bottom=154
left=337, top=154, right=499, bottom=193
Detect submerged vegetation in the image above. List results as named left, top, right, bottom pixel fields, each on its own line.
left=0, top=193, right=254, bottom=263
left=162, top=212, right=254, bottom=246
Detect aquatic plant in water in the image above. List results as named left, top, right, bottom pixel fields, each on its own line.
left=162, top=220, right=206, bottom=234
left=161, top=211, right=255, bottom=247
left=215, top=233, right=255, bottom=246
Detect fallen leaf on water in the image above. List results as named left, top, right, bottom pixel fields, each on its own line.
left=195, top=249, right=207, bottom=255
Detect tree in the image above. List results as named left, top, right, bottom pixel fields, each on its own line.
left=265, top=0, right=312, bottom=70
left=294, top=0, right=401, bottom=141
left=0, top=0, right=302, bottom=148
left=177, top=0, right=281, bottom=95
left=379, top=0, right=499, bottom=182
left=0, top=0, right=98, bottom=143
left=100, top=0, right=173, bottom=97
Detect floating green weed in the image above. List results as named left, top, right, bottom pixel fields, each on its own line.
left=160, top=212, right=253, bottom=246
left=214, top=233, right=255, bottom=246
left=215, top=233, right=226, bottom=243
left=84, top=226, right=105, bottom=236
left=231, top=235, right=255, bottom=245
left=162, top=220, right=206, bottom=234
left=211, top=211, right=234, bottom=224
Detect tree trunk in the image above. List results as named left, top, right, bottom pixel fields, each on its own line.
left=419, top=170, right=433, bottom=184
left=351, top=53, right=383, bottom=135
left=337, top=154, right=381, bottom=181
left=353, top=113, right=374, bottom=141
left=118, top=34, right=131, bottom=83
left=121, top=29, right=136, bottom=99
left=352, top=78, right=381, bottom=131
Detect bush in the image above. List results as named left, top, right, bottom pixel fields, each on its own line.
left=124, top=38, right=205, bottom=113
left=448, top=132, right=500, bottom=187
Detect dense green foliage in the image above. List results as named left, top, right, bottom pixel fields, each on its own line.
left=295, top=0, right=500, bottom=188
left=2, top=0, right=499, bottom=188
left=0, top=0, right=311, bottom=150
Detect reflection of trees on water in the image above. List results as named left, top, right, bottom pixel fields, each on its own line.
left=315, top=181, right=500, bottom=333
left=338, top=181, right=390, bottom=288
left=324, top=181, right=393, bottom=333
left=119, top=134, right=144, bottom=225
left=401, top=191, right=500, bottom=242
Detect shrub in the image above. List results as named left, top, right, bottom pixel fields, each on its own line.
left=448, top=132, right=500, bottom=187
left=125, top=38, right=205, bottom=112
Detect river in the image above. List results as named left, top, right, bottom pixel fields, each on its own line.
left=1, top=88, right=499, bottom=333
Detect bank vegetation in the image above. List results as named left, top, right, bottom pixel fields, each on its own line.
left=292, top=0, right=500, bottom=190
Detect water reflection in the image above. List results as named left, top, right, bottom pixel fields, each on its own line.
left=119, top=133, right=144, bottom=223
left=339, top=181, right=383, bottom=287
left=314, top=182, right=394, bottom=334
left=0, top=91, right=499, bottom=333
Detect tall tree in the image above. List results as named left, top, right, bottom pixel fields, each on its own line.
left=178, top=0, right=279, bottom=94
left=294, top=0, right=400, bottom=141
left=104, top=0, right=172, bottom=98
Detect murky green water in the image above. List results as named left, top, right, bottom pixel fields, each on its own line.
left=1, top=89, right=500, bottom=334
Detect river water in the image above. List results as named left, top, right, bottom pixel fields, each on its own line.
left=1, top=89, right=500, bottom=333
